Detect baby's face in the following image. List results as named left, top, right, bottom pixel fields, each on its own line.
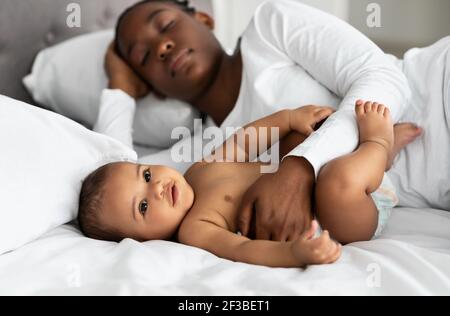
left=100, top=162, right=194, bottom=241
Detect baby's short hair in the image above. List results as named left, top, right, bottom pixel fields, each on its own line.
left=78, top=163, right=123, bottom=242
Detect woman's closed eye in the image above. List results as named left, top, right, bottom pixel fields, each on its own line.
left=140, top=20, right=175, bottom=66
left=161, top=20, right=175, bottom=33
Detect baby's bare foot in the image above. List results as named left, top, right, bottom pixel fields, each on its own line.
left=387, top=123, right=423, bottom=169
left=355, top=100, right=394, bottom=163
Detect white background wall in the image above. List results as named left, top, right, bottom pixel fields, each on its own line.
left=212, top=0, right=265, bottom=52
left=212, top=0, right=350, bottom=51
left=208, top=0, right=450, bottom=56
left=348, top=0, right=450, bottom=56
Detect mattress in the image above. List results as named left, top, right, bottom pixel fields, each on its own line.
left=0, top=207, right=449, bottom=295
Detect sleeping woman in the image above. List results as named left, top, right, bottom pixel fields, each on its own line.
left=91, top=0, right=449, bottom=251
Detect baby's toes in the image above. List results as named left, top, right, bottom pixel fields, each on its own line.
left=377, top=104, right=386, bottom=114
left=371, top=102, right=380, bottom=112
left=364, top=101, right=373, bottom=113
left=355, top=100, right=365, bottom=116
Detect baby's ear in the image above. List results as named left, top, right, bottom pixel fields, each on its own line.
left=194, top=11, right=215, bottom=30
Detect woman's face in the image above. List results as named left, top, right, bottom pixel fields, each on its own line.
left=116, top=2, right=223, bottom=102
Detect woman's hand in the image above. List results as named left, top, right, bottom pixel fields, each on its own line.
left=238, top=156, right=315, bottom=242
left=105, top=41, right=150, bottom=99
left=289, top=105, right=335, bottom=136
left=291, top=220, right=342, bottom=266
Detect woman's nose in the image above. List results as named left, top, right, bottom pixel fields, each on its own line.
left=157, top=39, right=175, bottom=61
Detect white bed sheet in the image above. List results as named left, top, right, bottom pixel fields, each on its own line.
left=0, top=207, right=449, bottom=295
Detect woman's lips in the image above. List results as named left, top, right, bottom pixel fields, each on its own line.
left=170, top=48, right=191, bottom=75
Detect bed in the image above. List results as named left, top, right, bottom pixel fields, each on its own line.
left=0, top=207, right=449, bottom=295
left=0, top=0, right=449, bottom=295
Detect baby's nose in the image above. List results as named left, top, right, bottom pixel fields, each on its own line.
left=151, top=180, right=165, bottom=201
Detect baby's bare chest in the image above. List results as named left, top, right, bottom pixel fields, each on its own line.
left=186, top=163, right=263, bottom=232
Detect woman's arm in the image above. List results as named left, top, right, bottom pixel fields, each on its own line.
left=93, top=42, right=152, bottom=149
left=253, top=0, right=411, bottom=176
left=237, top=0, right=411, bottom=240
left=93, top=89, right=136, bottom=149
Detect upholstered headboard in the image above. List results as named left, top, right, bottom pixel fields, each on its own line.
left=0, top=0, right=212, bottom=104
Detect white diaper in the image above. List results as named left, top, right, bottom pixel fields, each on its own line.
left=370, top=173, right=399, bottom=237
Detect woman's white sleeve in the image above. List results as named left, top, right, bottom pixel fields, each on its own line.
left=256, top=0, right=411, bottom=177
left=94, top=89, right=136, bottom=149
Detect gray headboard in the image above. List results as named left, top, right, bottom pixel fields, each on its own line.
left=0, top=0, right=212, bottom=105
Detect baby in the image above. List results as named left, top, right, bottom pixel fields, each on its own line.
left=78, top=101, right=418, bottom=268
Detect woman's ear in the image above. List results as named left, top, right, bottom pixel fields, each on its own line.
left=194, top=11, right=215, bottom=30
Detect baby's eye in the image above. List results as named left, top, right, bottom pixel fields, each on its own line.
left=139, top=199, right=149, bottom=216
left=143, top=169, right=152, bottom=183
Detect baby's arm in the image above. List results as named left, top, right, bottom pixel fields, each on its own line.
left=178, top=219, right=341, bottom=268
left=206, top=106, right=334, bottom=163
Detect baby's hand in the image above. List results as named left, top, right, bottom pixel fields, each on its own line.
left=289, top=106, right=335, bottom=136
left=290, top=220, right=342, bottom=267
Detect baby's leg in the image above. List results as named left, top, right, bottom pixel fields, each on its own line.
left=315, top=101, right=394, bottom=244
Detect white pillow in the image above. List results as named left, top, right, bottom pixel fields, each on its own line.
left=0, top=95, right=137, bottom=255
left=23, top=30, right=200, bottom=149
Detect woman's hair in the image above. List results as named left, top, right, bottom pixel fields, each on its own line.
left=78, top=163, right=123, bottom=242
left=114, top=0, right=196, bottom=57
